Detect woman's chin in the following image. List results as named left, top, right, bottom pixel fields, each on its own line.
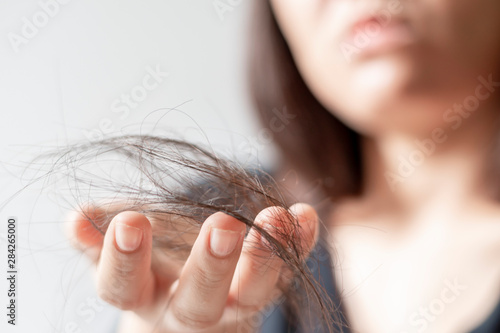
left=350, top=53, right=419, bottom=96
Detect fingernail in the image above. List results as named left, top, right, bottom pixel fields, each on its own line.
left=210, top=228, right=243, bottom=258
left=115, top=224, right=143, bottom=252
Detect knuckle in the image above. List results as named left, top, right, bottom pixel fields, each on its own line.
left=96, top=272, right=138, bottom=310
left=100, top=254, right=138, bottom=282
left=97, top=287, right=138, bottom=310
left=113, top=260, right=136, bottom=277
left=192, top=264, right=227, bottom=291
left=171, top=305, right=220, bottom=329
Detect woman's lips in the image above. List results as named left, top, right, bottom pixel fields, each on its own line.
left=343, top=16, right=415, bottom=58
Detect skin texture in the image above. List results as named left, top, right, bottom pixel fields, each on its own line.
left=270, top=0, right=500, bottom=332
left=68, top=204, right=318, bottom=333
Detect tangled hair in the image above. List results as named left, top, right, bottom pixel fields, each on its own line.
left=29, top=134, right=346, bottom=332
left=18, top=2, right=370, bottom=331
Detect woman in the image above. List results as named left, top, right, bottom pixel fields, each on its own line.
left=69, top=0, right=500, bottom=332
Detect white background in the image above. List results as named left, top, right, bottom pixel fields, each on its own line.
left=0, top=1, right=267, bottom=332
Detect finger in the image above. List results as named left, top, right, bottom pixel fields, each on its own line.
left=289, top=203, right=319, bottom=257
left=65, top=205, right=108, bottom=262
left=229, top=204, right=318, bottom=310
left=167, top=212, right=246, bottom=330
left=228, top=206, right=287, bottom=310
left=280, top=203, right=320, bottom=286
left=96, top=211, right=156, bottom=311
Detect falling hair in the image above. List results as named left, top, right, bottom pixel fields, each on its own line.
left=30, top=134, right=346, bottom=332
left=23, top=1, right=370, bottom=331
left=19, top=1, right=500, bottom=332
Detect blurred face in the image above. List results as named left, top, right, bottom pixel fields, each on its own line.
left=270, top=0, right=500, bottom=137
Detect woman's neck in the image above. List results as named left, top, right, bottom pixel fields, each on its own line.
left=360, top=103, right=500, bottom=222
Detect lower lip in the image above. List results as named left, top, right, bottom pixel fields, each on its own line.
left=345, top=21, right=415, bottom=57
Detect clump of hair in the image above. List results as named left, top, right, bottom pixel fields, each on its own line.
left=29, top=134, right=344, bottom=332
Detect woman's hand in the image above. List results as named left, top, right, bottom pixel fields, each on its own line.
left=66, top=203, right=318, bottom=333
